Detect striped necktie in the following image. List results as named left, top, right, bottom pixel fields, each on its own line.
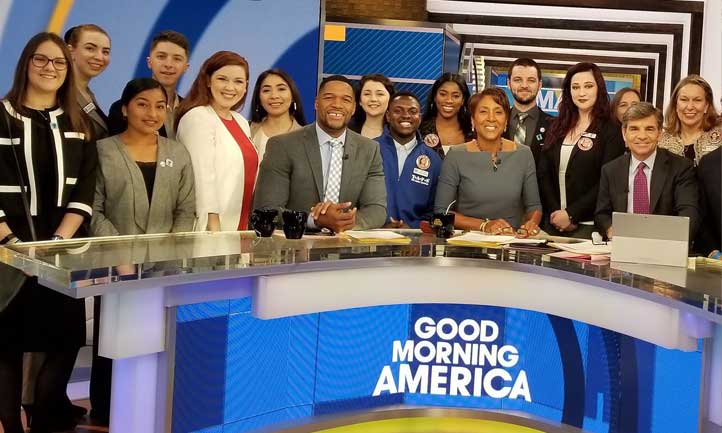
left=324, top=138, right=344, bottom=203
left=513, top=113, right=528, bottom=145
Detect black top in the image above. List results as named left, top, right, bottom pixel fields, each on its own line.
left=538, top=118, right=625, bottom=224
left=0, top=102, right=97, bottom=238
left=696, top=147, right=722, bottom=255
left=136, top=161, right=157, bottom=203
left=684, top=143, right=696, bottom=161
left=419, top=118, right=474, bottom=159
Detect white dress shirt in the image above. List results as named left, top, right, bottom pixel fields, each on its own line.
left=627, top=149, right=657, bottom=213
left=308, top=124, right=348, bottom=228
left=393, top=137, right=418, bottom=178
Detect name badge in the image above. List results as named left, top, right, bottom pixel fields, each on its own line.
left=413, top=167, right=429, bottom=177
left=581, top=132, right=597, bottom=139
left=82, top=102, right=96, bottom=114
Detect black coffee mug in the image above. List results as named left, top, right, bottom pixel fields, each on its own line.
left=250, top=208, right=278, bottom=237
left=432, top=213, right=455, bottom=239
left=282, top=210, right=308, bottom=239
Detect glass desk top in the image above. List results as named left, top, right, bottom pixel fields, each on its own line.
left=1, top=230, right=721, bottom=321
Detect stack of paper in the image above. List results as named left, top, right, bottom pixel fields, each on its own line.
left=343, top=230, right=411, bottom=244
left=446, top=232, right=517, bottom=247
left=549, top=240, right=612, bottom=255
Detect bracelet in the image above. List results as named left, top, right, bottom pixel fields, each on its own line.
left=479, top=219, right=490, bottom=233
left=1, top=233, right=17, bottom=245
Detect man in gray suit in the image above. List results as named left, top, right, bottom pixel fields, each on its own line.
left=254, top=75, right=386, bottom=231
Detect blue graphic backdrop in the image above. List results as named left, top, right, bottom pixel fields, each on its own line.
left=173, top=300, right=701, bottom=433
left=0, top=0, right=321, bottom=120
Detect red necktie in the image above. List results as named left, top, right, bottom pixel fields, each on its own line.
left=633, top=162, right=650, bottom=214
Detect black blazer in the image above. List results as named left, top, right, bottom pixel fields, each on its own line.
left=504, top=108, right=553, bottom=167
left=538, top=118, right=625, bottom=223
left=594, top=148, right=700, bottom=237
left=696, top=147, right=722, bottom=254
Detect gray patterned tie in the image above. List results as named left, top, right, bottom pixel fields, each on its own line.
left=513, top=113, right=528, bottom=145
left=324, top=138, right=344, bottom=202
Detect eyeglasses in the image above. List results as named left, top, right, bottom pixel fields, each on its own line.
left=30, top=54, right=68, bottom=71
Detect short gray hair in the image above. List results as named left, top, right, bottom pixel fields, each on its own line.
left=622, top=102, right=663, bottom=129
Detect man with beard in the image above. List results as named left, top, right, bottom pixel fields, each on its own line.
left=376, top=92, right=441, bottom=228
left=504, top=58, right=552, bottom=166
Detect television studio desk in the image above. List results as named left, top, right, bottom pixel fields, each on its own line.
left=1, top=231, right=721, bottom=433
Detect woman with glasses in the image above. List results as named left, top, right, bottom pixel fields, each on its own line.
left=434, top=87, right=542, bottom=236
left=65, top=24, right=111, bottom=139
left=0, top=32, right=96, bottom=433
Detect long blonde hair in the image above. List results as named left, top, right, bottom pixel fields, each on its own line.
left=664, top=75, right=719, bottom=135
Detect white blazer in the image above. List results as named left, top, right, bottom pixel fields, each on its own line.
left=176, top=105, right=258, bottom=231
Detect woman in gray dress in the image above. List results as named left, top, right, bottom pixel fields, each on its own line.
left=434, top=87, right=542, bottom=235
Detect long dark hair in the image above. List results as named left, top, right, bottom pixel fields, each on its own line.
left=545, top=62, right=611, bottom=147
left=349, top=74, right=395, bottom=132
left=422, top=73, right=472, bottom=137
left=175, top=51, right=249, bottom=129
left=5, top=32, right=89, bottom=137
left=249, top=68, right=306, bottom=125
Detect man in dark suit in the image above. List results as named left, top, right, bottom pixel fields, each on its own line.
left=254, top=75, right=386, bottom=232
left=696, top=147, right=721, bottom=254
left=504, top=58, right=552, bottom=166
left=595, top=102, right=699, bottom=239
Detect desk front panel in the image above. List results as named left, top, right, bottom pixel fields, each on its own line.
left=171, top=299, right=701, bottom=433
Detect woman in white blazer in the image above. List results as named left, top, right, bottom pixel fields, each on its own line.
left=176, top=51, right=259, bottom=231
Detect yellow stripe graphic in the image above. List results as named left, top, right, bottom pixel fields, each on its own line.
left=47, top=0, right=75, bottom=34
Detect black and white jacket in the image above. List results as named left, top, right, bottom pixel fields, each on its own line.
left=0, top=100, right=97, bottom=225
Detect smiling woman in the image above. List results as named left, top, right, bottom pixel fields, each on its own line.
left=175, top=51, right=260, bottom=232
left=65, top=24, right=111, bottom=140
left=249, top=68, right=307, bottom=159
left=658, top=75, right=722, bottom=166
left=0, top=32, right=96, bottom=433
left=434, top=87, right=542, bottom=235
left=537, top=62, right=625, bottom=239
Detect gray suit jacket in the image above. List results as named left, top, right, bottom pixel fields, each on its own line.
left=91, top=135, right=196, bottom=236
left=253, top=124, right=387, bottom=230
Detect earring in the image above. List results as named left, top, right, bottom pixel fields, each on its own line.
left=292, top=102, right=297, bottom=112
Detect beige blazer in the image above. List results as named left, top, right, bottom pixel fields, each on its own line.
left=91, top=135, right=196, bottom=236
left=176, top=106, right=259, bottom=231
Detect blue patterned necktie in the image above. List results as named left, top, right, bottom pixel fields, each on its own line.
left=324, top=138, right=344, bottom=202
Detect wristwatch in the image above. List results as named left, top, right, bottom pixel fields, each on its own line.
left=50, top=234, right=64, bottom=241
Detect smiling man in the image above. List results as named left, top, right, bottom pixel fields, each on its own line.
left=107, top=30, right=190, bottom=138
left=253, top=75, right=386, bottom=232
left=503, top=58, right=552, bottom=166
left=376, top=91, right=441, bottom=228
left=595, top=102, right=699, bottom=239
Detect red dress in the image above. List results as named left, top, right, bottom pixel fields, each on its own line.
left=220, top=117, right=258, bottom=230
